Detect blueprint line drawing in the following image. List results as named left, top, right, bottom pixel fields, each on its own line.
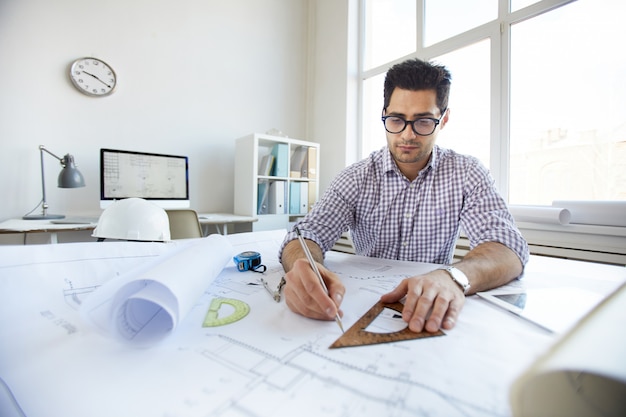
left=0, top=231, right=562, bottom=417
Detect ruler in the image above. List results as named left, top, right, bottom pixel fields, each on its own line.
left=329, top=300, right=445, bottom=348
left=202, top=298, right=250, bottom=327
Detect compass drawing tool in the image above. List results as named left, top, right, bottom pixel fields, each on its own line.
left=295, top=227, right=344, bottom=333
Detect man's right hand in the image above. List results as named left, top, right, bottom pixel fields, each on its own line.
left=281, top=240, right=345, bottom=321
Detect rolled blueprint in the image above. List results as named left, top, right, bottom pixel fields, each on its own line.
left=552, top=200, right=626, bottom=227
left=510, top=282, right=626, bottom=417
left=509, top=205, right=571, bottom=225
left=81, top=234, right=233, bottom=347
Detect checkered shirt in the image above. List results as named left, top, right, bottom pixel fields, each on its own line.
left=280, top=145, right=529, bottom=266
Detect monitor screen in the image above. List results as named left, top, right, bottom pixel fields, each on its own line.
left=100, top=148, right=190, bottom=209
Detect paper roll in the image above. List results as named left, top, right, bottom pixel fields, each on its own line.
left=509, top=205, right=571, bottom=225
left=552, top=201, right=626, bottom=227
left=81, top=234, right=233, bottom=347
left=510, top=282, right=626, bottom=417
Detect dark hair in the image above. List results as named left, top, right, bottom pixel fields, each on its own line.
left=383, top=58, right=452, bottom=114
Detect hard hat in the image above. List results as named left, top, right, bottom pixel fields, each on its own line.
left=92, top=198, right=171, bottom=241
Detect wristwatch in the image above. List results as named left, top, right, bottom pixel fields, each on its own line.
left=442, top=266, right=471, bottom=294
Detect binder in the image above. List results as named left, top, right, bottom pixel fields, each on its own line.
left=308, top=181, right=317, bottom=211
left=289, top=146, right=308, bottom=178
left=268, top=181, right=286, bottom=214
left=271, top=143, right=288, bottom=177
left=300, top=150, right=308, bottom=178
left=299, top=182, right=309, bottom=213
left=257, top=180, right=270, bottom=214
left=307, top=147, right=317, bottom=179
left=289, top=182, right=300, bottom=214
left=258, top=154, right=275, bottom=176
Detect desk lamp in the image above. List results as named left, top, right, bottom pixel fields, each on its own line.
left=23, top=145, right=86, bottom=220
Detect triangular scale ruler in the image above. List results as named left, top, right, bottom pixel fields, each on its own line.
left=329, top=300, right=445, bottom=349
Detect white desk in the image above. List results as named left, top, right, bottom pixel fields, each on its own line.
left=0, top=230, right=624, bottom=417
left=0, top=212, right=257, bottom=243
left=0, top=218, right=98, bottom=244
left=197, top=212, right=257, bottom=235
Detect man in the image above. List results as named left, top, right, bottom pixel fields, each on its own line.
left=279, top=58, right=529, bottom=333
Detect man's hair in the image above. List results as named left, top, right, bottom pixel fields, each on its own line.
left=383, top=58, right=452, bottom=114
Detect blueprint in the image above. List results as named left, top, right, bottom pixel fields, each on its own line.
left=0, top=230, right=562, bottom=417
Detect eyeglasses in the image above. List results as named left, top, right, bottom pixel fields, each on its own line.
left=381, top=110, right=447, bottom=136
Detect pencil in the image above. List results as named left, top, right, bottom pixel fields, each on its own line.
left=294, top=227, right=345, bottom=333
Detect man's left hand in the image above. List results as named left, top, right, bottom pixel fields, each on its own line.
left=380, top=269, right=465, bottom=333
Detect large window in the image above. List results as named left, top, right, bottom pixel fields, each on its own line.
left=360, top=0, right=626, bottom=204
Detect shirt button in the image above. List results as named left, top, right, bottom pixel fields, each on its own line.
left=402, top=241, right=408, bottom=247
left=404, top=213, right=412, bottom=218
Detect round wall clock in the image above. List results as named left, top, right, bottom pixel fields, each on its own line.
left=69, top=57, right=117, bottom=97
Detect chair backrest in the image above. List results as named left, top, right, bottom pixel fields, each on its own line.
left=165, top=209, right=203, bottom=239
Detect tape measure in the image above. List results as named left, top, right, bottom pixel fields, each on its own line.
left=202, top=298, right=250, bottom=327
left=233, top=251, right=266, bottom=273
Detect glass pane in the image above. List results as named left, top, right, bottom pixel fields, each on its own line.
left=511, top=0, right=539, bottom=12
left=424, top=0, right=497, bottom=46
left=363, top=0, right=416, bottom=70
left=361, top=72, right=387, bottom=158
left=509, top=0, right=626, bottom=204
left=434, top=40, right=491, bottom=168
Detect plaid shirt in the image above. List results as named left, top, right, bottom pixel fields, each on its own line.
left=280, top=145, right=529, bottom=266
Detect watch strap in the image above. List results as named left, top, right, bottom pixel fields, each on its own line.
left=442, top=266, right=471, bottom=294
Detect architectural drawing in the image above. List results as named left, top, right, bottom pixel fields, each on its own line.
left=0, top=231, right=554, bottom=417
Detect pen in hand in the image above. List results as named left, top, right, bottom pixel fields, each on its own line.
left=294, top=227, right=345, bottom=333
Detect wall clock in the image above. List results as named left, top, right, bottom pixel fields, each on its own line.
left=69, top=57, right=116, bottom=97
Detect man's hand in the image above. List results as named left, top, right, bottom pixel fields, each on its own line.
left=281, top=239, right=345, bottom=321
left=380, top=269, right=465, bottom=333
left=381, top=242, right=523, bottom=333
left=283, top=258, right=345, bottom=320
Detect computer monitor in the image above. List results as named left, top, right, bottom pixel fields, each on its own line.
left=100, top=148, right=190, bottom=209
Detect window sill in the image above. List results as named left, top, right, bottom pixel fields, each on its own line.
left=519, top=222, right=625, bottom=265
left=456, top=222, right=626, bottom=266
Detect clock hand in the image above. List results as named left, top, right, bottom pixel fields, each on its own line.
left=82, top=70, right=112, bottom=88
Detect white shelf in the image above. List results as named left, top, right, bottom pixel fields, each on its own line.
left=234, top=133, right=320, bottom=231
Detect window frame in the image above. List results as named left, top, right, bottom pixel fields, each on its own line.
left=356, top=0, right=626, bottom=265
left=357, top=0, right=577, bottom=199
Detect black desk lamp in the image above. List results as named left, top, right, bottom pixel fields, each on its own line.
left=23, top=145, right=86, bottom=220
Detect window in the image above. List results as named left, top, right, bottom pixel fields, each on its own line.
left=509, top=0, right=626, bottom=203
left=359, top=0, right=626, bottom=205
left=433, top=40, right=491, bottom=167
left=424, top=0, right=497, bottom=46
left=363, top=0, right=416, bottom=70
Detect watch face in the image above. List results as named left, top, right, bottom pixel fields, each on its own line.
left=69, top=57, right=116, bottom=96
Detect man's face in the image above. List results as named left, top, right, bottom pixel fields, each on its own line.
left=384, top=88, right=448, bottom=176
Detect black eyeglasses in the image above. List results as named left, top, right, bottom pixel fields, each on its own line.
left=381, top=110, right=447, bottom=136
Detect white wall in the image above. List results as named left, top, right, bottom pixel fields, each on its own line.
left=0, top=0, right=358, bottom=244
left=0, top=0, right=310, bottom=220
left=306, top=0, right=359, bottom=194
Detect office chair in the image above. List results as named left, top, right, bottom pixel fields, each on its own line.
left=166, top=209, right=203, bottom=239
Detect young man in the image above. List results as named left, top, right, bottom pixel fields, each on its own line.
left=279, top=58, right=529, bottom=333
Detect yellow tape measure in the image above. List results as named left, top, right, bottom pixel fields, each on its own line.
left=202, top=298, right=250, bottom=327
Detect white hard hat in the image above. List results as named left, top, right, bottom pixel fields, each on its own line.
left=92, top=198, right=171, bottom=241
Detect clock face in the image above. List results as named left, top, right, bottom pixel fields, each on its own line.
left=69, top=57, right=116, bottom=97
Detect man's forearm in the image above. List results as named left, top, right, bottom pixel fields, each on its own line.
left=453, top=241, right=523, bottom=294
left=280, top=238, right=325, bottom=272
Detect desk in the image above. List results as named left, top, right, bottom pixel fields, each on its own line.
left=0, top=212, right=257, bottom=243
left=197, top=212, right=258, bottom=235
left=0, top=230, right=624, bottom=417
left=0, top=218, right=97, bottom=244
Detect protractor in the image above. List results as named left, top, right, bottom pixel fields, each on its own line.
left=202, top=298, right=250, bottom=327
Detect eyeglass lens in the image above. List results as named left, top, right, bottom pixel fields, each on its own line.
left=384, top=117, right=438, bottom=136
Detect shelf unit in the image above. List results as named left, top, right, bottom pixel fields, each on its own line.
left=234, top=133, right=320, bottom=231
